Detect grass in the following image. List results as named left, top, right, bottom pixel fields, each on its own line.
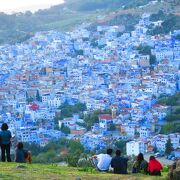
left=0, top=162, right=168, bottom=180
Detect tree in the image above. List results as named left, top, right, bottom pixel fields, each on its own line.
left=23, top=142, right=42, bottom=156
left=58, top=102, right=87, bottom=119
left=36, top=90, right=42, bottom=102
left=160, top=123, right=180, bottom=134
left=115, top=140, right=127, bottom=154
left=136, top=45, right=156, bottom=65
left=108, top=124, right=116, bottom=131
left=165, top=138, right=173, bottom=155
left=26, top=91, right=29, bottom=102
left=150, top=55, right=156, bottom=65
left=61, top=124, right=70, bottom=134
left=64, top=140, right=84, bottom=167
left=68, top=140, right=84, bottom=154
left=165, top=114, right=180, bottom=122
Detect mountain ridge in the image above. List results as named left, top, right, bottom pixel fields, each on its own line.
left=0, top=0, right=179, bottom=44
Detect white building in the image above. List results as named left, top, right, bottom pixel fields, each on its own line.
left=140, top=126, right=151, bottom=138
left=48, top=97, right=62, bottom=108
left=126, top=141, right=145, bottom=156
left=155, top=50, right=174, bottom=62
left=125, top=126, right=135, bottom=137
left=16, top=127, right=39, bottom=144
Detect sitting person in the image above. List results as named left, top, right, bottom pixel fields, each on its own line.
left=169, top=159, right=180, bottom=180
left=111, top=149, right=128, bottom=174
left=90, top=148, right=113, bottom=172
left=14, top=142, right=32, bottom=163
left=132, top=153, right=148, bottom=174
left=148, top=156, right=162, bottom=176
left=168, top=160, right=177, bottom=180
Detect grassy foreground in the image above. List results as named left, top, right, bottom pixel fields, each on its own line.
left=0, top=162, right=168, bottom=180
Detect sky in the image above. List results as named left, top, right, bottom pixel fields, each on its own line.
left=0, top=0, right=64, bottom=14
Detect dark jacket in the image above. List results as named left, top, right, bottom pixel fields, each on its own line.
left=111, top=156, right=128, bottom=174
left=0, top=130, right=11, bottom=145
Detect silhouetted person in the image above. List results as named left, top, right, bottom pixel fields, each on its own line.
left=91, top=149, right=113, bottom=172
left=15, top=142, right=32, bottom=163
left=0, top=123, right=12, bottom=162
left=169, top=160, right=180, bottom=180
left=148, top=156, right=162, bottom=176
left=111, top=149, right=128, bottom=174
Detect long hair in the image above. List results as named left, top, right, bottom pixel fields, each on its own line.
left=137, top=153, right=144, bottom=161
left=16, top=142, right=24, bottom=149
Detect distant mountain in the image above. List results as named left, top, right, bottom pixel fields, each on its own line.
left=0, top=0, right=179, bottom=44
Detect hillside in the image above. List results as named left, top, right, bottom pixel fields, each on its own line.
left=159, top=92, right=180, bottom=134
left=0, top=0, right=179, bottom=44
left=0, top=162, right=168, bottom=180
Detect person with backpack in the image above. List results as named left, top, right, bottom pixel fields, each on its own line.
left=0, top=123, right=12, bottom=162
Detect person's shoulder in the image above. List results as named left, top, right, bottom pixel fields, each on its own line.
left=142, top=160, right=148, bottom=165
left=111, top=156, right=116, bottom=160
left=98, top=153, right=103, bottom=156
left=97, top=153, right=103, bottom=157
left=122, top=157, right=128, bottom=161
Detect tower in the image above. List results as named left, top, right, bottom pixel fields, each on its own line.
left=111, top=104, right=118, bottom=119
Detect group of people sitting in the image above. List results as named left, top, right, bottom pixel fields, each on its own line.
left=132, top=152, right=162, bottom=175
left=91, top=148, right=163, bottom=176
left=0, top=123, right=31, bottom=163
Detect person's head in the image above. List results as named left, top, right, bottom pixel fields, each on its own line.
left=137, top=153, right=144, bottom=161
left=16, top=142, right=24, bottom=149
left=149, top=156, right=155, bottom=161
left=1, top=123, right=8, bottom=131
left=107, top=148, right=113, bottom=155
left=116, top=149, right=121, bottom=156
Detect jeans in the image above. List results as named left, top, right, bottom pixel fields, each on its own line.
left=1, top=143, right=11, bottom=162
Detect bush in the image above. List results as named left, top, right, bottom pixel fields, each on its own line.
left=162, top=166, right=169, bottom=173
left=65, top=153, right=80, bottom=167
left=77, top=158, right=93, bottom=168
left=77, top=158, right=95, bottom=173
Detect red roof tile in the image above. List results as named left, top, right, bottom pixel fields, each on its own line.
left=98, top=114, right=112, bottom=120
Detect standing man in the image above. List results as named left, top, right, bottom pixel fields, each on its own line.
left=91, top=148, right=113, bottom=172
left=0, top=123, right=12, bottom=162
left=111, top=149, right=128, bottom=174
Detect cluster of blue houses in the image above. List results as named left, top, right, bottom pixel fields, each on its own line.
left=0, top=13, right=179, bottom=152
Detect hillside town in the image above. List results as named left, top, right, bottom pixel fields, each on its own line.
left=0, top=13, right=179, bottom=157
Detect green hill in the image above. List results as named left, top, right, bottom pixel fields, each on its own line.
left=0, top=162, right=168, bottom=180
left=0, top=0, right=179, bottom=44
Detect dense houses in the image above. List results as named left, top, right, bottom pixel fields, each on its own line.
left=126, top=133, right=180, bottom=156
left=0, top=13, right=179, bottom=155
